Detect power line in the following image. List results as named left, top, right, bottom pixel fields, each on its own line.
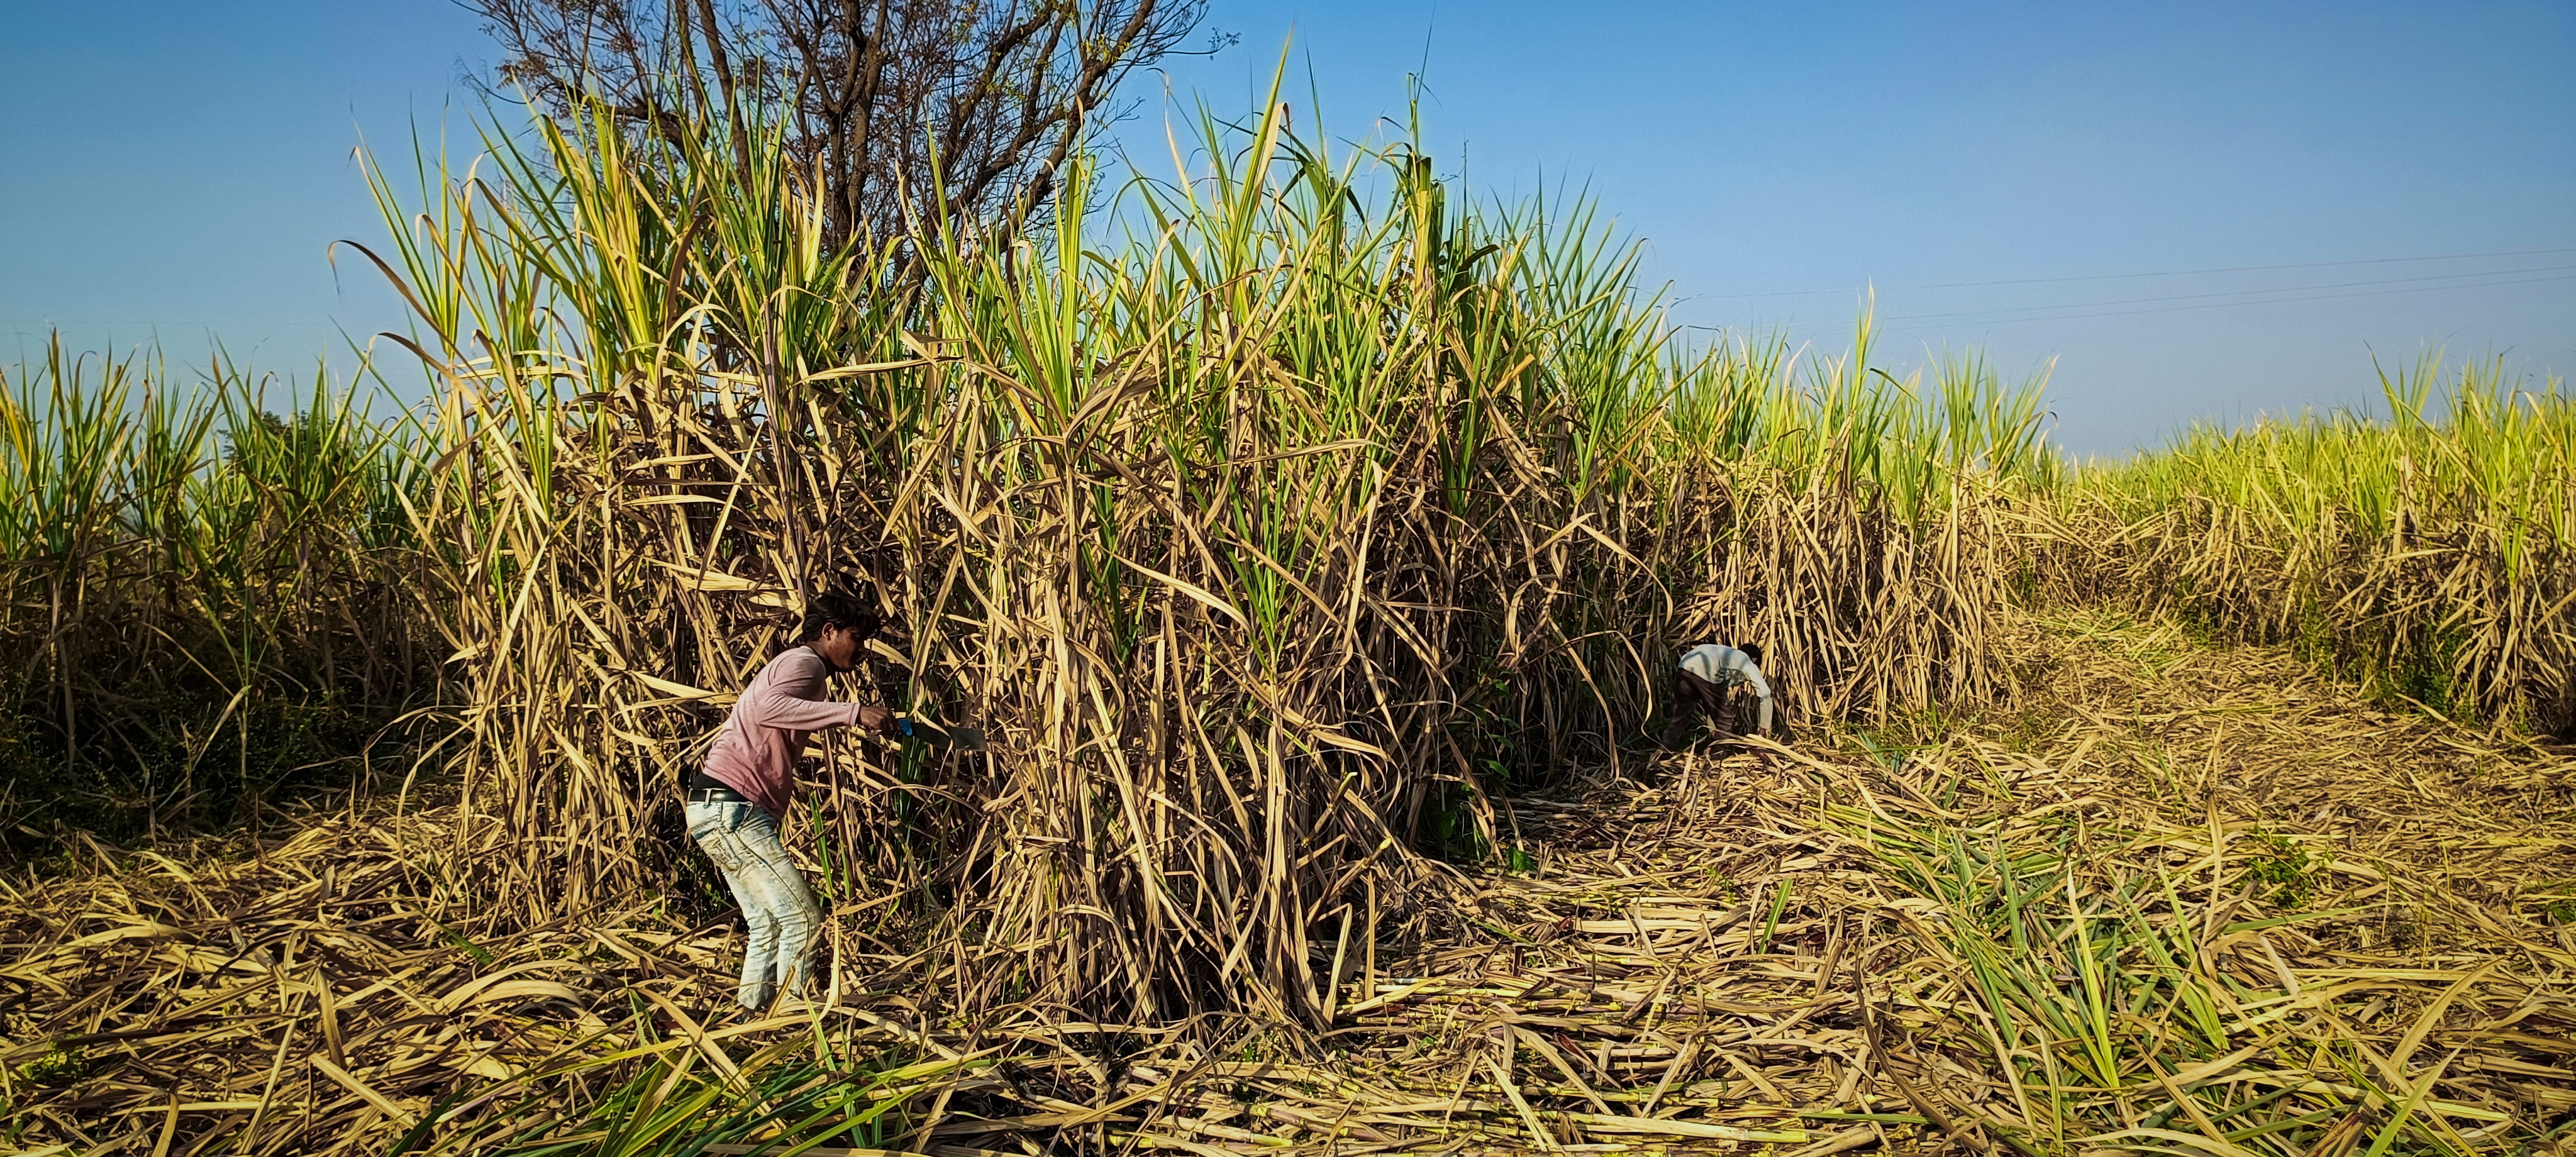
left=1870, top=263, right=2576, bottom=326
left=1878, top=271, right=2576, bottom=335
left=1, top=319, right=360, bottom=329
left=1712, top=263, right=2576, bottom=335
left=1692, top=243, right=2576, bottom=301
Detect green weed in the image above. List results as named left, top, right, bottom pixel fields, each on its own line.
left=2245, top=831, right=2319, bottom=909
left=431, top=922, right=496, bottom=967
left=15, top=1043, right=84, bottom=1085
left=2530, top=883, right=2576, bottom=924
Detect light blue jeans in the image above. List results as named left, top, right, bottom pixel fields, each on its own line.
left=686, top=799, right=823, bottom=1010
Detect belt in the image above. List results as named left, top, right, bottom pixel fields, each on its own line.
left=686, top=786, right=746, bottom=804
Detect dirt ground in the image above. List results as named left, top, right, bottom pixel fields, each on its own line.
left=5, top=610, right=2572, bottom=1155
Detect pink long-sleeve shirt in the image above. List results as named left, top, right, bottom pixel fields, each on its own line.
left=700, top=646, right=868, bottom=820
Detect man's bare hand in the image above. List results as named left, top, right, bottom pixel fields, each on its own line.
left=855, top=705, right=893, bottom=734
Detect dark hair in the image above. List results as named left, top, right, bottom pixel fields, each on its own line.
left=1735, top=642, right=1765, bottom=666
left=796, top=592, right=883, bottom=643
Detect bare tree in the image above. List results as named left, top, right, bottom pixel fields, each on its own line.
left=467, top=0, right=1216, bottom=250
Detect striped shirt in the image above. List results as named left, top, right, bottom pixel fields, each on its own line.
left=1679, top=644, right=1773, bottom=732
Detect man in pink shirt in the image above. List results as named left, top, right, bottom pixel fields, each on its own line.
left=684, top=593, right=895, bottom=1012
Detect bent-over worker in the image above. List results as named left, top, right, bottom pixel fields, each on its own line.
left=1660, top=641, right=1775, bottom=750
left=682, top=592, right=895, bottom=1012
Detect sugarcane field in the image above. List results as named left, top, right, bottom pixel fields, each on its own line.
left=4, top=6, right=2573, bottom=1156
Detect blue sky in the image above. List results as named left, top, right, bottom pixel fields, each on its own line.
left=5, top=1, right=2569, bottom=453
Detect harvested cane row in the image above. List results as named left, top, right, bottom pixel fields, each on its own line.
left=8, top=612, right=2571, bottom=1154
left=2036, top=356, right=2575, bottom=738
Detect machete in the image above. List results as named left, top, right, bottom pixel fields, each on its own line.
left=891, top=714, right=987, bottom=752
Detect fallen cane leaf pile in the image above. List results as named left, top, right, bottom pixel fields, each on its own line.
left=8, top=614, right=2570, bottom=1154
